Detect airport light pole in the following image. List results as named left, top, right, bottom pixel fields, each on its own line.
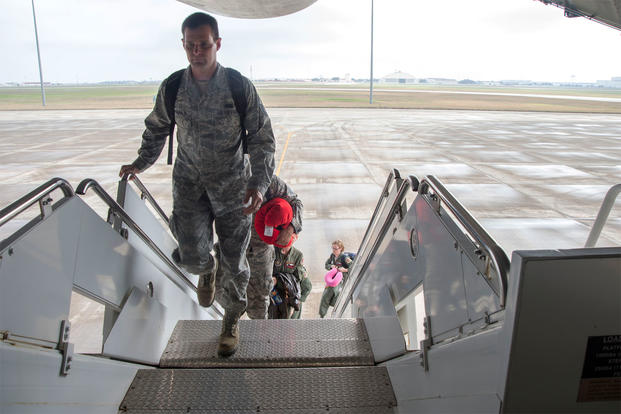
left=31, top=0, right=46, bottom=106
left=369, top=0, right=374, bottom=104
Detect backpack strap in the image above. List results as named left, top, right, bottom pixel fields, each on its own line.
left=163, top=69, right=185, bottom=165
left=225, top=68, right=249, bottom=154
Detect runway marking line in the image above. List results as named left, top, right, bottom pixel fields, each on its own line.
left=275, top=131, right=293, bottom=176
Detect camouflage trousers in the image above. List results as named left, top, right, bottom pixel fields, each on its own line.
left=244, top=229, right=275, bottom=319
left=170, top=188, right=251, bottom=317
left=215, top=226, right=274, bottom=319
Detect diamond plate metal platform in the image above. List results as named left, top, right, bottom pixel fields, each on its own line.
left=120, top=366, right=397, bottom=413
left=160, top=319, right=375, bottom=368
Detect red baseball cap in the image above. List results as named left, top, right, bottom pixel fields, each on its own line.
left=254, top=197, right=293, bottom=246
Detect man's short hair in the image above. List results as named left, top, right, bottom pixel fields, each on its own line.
left=181, top=12, right=219, bottom=39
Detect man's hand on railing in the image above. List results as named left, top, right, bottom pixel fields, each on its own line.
left=119, top=164, right=140, bottom=180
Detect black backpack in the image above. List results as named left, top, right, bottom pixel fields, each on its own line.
left=274, top=272, right=301, bottom=311
left=163, top=67, right=248, bottom=165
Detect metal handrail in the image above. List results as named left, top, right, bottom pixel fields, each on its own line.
left=347, top=169, right=403, bottom=278
left=331, top=169, right=400, bottom=314
left=0, top=177, right=74, bottom=228
left=355, top=168, right=399, bottom=252
left=333, top=175, right=415, bottom=316
left=122, top=174, right=169, bottom=225
left=420, top=175, right=510, bottom=306
left=76, top=178, right=197, bottom=293
left=585, top=183, right=621, bottom=248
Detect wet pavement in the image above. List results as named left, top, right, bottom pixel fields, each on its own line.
left=0, top=108, right=619, bottom=339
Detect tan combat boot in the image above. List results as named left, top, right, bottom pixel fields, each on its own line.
left=217, top=312, right=241, bottom=357
left=196, top=255, right=218, bottom=307
left=197, top=271, right=216, bottom=307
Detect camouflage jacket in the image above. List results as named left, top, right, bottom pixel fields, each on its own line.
left=132, top=63, right=276, bottom=211
left=263, top=175, right=303, bottom=234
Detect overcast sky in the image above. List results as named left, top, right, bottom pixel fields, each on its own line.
left=2, top=0, right=621, bottom=84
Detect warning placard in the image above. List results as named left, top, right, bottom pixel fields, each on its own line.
left=577, top=335, right=621, bottom=402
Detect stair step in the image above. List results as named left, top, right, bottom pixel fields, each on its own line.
left=160, top=318, right=375, bottom=368
left=120, top=366, right=397, bottom=413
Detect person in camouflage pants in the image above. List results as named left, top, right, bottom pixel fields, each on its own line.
left=216, top=174, right=303, bottom=319
left=119, top=12, right=275, bottom=357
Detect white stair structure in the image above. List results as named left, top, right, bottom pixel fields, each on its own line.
left=1, top=172, right=619, bottom=413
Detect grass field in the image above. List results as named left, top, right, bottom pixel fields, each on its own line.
left=1, top=83, right=621, bottom=113
left=0, top=86, right=159, bottom=110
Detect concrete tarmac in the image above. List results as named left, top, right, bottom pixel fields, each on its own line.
left=1, top=108, right=619, bottom=351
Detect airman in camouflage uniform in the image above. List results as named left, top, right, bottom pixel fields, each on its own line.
left=216, top=174, right=303, bottom=319
left=120, top=12, right=275, bottom=357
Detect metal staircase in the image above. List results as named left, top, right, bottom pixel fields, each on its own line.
left=2, top=172, right=619, bottom=413
left=119, top=318, right=400, bottom=413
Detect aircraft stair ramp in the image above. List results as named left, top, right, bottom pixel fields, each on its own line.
left=120, top=318, right=402, bottom=413
left=1, top=171, right=619, bottom=413
left=0, top=174, right=405, bottom=413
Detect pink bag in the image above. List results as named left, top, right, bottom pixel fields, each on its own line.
left=324, top=268, right=343, bottom=287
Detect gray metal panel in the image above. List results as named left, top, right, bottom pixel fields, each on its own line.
left=341, top=174, right=407, bottom=318
left=103, top=287, right=175, bottom=365
left=72, top=197, right=187, bottom=308
left=349, top=196, right=423, bottom=319
left=69, top=194, right=216, bottom=364
left=116, top=181, right=225, bottom=319
left=120, top=366, right=396, bottom=413
left=350, top=174, right=404, bottom=281
left=0, top=197, right=81, bottom=344
left=385, top=328, right=504, bottom=407
left=352, top=191, right=471, bottom=334
left=461, top=252, right=500, bottom=323
left=395, top=394, right=501, bottom=414
left=160, top=319, right=375, bottom=368
left=415, top=195, right=470, bottom=340
left=1, top=341, right=146, bottom=414
left=364, top=316, right=407, bottom=363
left=121, top=182, right=200, bottom=290
left=499, top=248, right=621, bottom=413
left=352, top=218, right=418, bottom=319
left=72, top=196, right=152, bottom=307
left=74, top=192, right=215, bottom=309
left=347, top=179, right=506, bottom=342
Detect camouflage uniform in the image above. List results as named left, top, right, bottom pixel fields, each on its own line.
left=246, top=175, right=303, bottom=319
left=131, top=63, right=275, bottom=317
left=272, top=245, right=311, bottom=319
